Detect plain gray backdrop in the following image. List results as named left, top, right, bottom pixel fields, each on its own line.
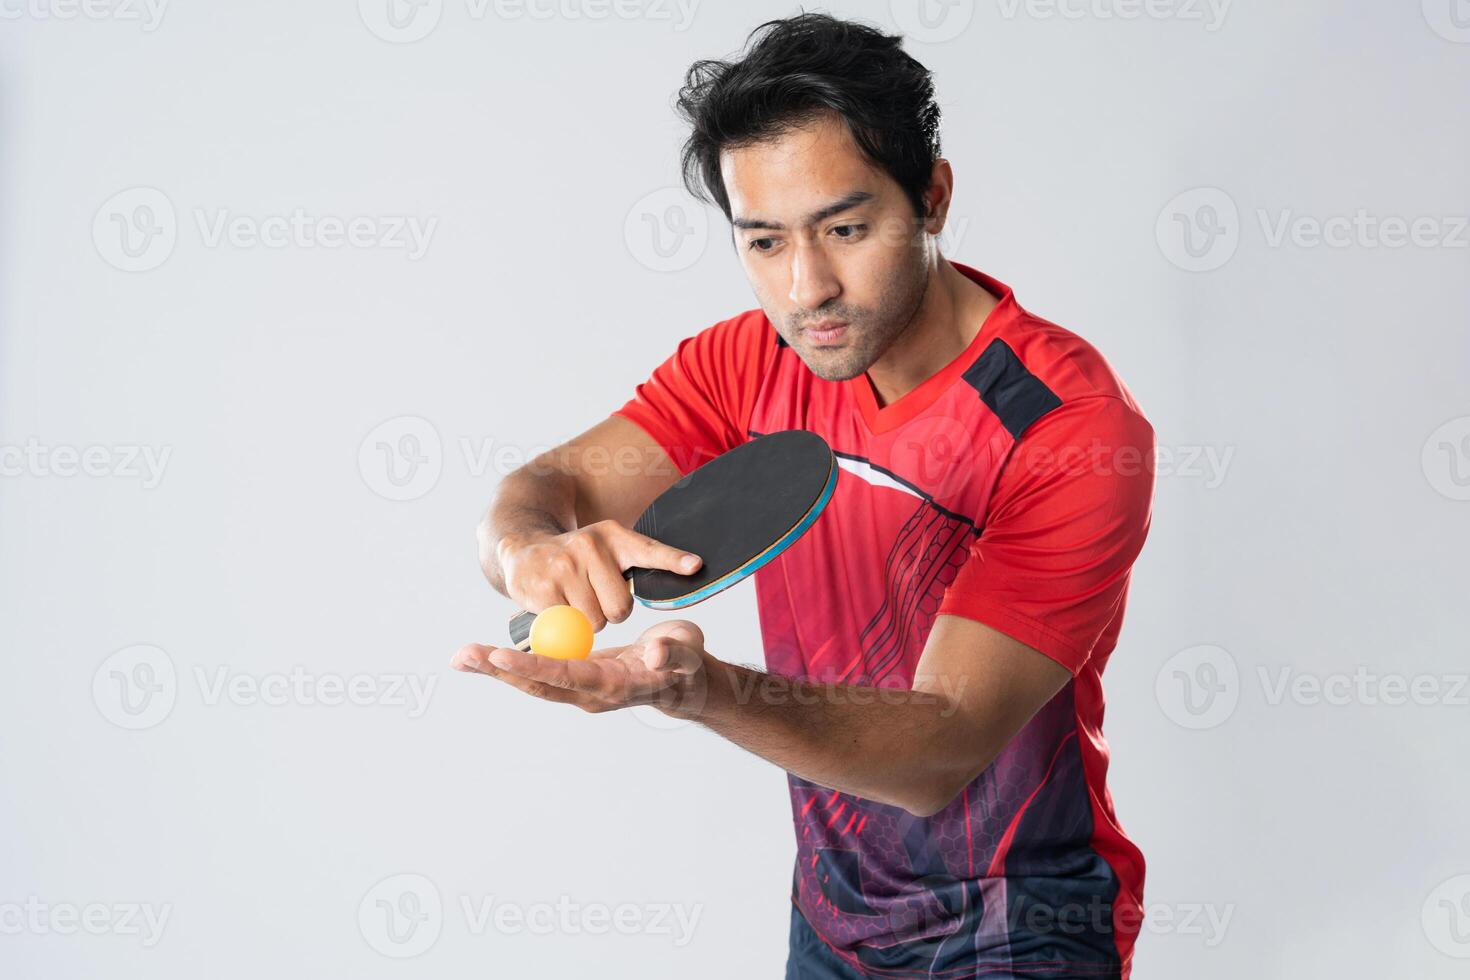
left=2, top=1, right=1467, bottom=977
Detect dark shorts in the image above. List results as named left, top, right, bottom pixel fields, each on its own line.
left=785, top=903, right=868, bottom=980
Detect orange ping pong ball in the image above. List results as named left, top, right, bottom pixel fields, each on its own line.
left=528, top=605, right=594, bottom=660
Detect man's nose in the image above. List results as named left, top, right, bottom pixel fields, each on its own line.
left=788, top=242, right=841, bottom=311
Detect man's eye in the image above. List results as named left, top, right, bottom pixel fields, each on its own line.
left=831, top=224, right=866, bottom=239
left=747, top=238, right=777, bottom=252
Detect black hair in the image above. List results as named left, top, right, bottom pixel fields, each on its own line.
left=675, top=11, right=943, bottom=223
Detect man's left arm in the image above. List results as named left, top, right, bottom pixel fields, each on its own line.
left=674, top=616, right=1072, bottom=816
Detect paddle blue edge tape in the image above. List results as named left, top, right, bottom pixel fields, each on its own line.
left=638, top=460, right=839, bottom=611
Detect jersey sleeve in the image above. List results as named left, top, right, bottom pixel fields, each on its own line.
left=938, top=396, right=1156, bottom=674
left=612, top=313, right=776, bottom=475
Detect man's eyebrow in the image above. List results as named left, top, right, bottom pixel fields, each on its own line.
left=731, top=191, right=875, bottom=232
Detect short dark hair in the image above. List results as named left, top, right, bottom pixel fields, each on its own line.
left=675, top=11, right=943, bottom=223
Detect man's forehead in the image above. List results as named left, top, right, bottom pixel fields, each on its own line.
left=720, top=119, right=883, bottom=226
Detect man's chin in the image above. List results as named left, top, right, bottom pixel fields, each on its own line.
left=798, top=347, right=869, bottom=383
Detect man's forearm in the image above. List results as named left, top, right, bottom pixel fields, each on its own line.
left=671, top=651, right=991, bottom=817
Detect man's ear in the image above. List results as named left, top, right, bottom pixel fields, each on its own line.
left=921, top=159, right=955, bottom=236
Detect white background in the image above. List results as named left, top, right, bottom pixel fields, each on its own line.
left=2, top=1, right=1467, bottom=977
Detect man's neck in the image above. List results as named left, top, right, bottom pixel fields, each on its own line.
left=864, top=258, right=999, bottom=408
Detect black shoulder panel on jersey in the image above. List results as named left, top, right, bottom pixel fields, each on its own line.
left=961, top=338, right=1063, bottom=439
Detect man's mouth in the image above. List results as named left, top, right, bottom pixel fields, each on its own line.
left=803, top=321, right=849, bottom=346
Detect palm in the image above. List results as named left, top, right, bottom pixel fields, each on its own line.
left=460, top=619, right=707, bottom=714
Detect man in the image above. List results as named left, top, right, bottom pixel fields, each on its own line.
left=455, top=13, right=1155, bottom=979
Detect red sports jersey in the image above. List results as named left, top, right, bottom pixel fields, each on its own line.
left=615, top=263, right=1154, bottom=979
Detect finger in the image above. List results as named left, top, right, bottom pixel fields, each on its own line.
left=614, top=527, right=702, bottom=576
left=639, top=636, right=703, bottom=675
left=588, top=558, right=634, bottom=625
left=452, top=644, right=585, bottom=705
left=511, top=581, right=567, bottom=617
left=560, top=574, right=608, bottom=632
left=638, top=618, right=705, bottom=648
left=489, top=646, right=605, bottom=694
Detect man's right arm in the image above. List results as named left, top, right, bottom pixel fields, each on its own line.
left=477, top=415, right=702, bottom=631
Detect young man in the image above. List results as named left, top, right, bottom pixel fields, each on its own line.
left=455, top=13, right=1155, bottom=980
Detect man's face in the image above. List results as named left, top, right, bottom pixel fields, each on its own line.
left=720, top=114, right=933, bottom=382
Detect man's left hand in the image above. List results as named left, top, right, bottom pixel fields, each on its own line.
left=452, top=619, right=708, bottom=717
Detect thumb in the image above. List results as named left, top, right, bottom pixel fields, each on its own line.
left=617, top=527, right=702, bottom=576
left=639, top=635, right=704, bottom=675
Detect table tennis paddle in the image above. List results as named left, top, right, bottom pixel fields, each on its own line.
left=507, top=429, right=838, bottom=651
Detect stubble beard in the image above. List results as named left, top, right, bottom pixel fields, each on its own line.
left=775, top=247, right=932, bottom=383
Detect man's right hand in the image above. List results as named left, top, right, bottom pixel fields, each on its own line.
left=492, top=521, right=702, bottom=632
